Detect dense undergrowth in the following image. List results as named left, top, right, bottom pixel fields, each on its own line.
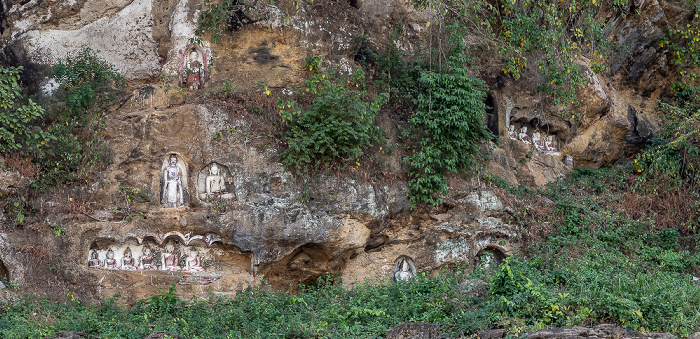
left=2, top=155, right=699, bottom=338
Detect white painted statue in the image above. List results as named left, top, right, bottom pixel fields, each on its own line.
left=200, top=164, right=234, bottom=200
left=162, top=155, right=185, bottom=208
left=161, top=244, right=181, bottom=271
left=546, top=135, right=559, bottom=153
left=508, top=125, right=517, bottom=139
left=140, top=247, right=157, bottom=270
left=121, top=247, right=138, bottom=271
left=532, top=131, right=546, bottom=151
left=186, top=249, right=205, bottom=272
left=104, top=249, right=118, bottom=270
left=518, top=127, right=531, bottom=145
left=395, top=260, right=414, bottom=281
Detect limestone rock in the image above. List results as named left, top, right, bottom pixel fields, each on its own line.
left=526, top=324, right=677, bottom=339
left=386, top=322, right=440, bottom=339
left=479, top=329, right=506, bottom=339
left=458, top=278, right=486, bottom=297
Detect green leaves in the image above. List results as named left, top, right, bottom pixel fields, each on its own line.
left=279, top=67, right=388, bottom=175
left=405, top=65, right=491, bottom=207
left=0, top=66, right=48, bottom=153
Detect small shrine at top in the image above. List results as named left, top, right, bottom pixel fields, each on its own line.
left=178, top=43, right=211, bottom=90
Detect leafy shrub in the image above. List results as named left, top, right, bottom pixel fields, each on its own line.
left=0, top=66, right=50, bottom=153
left=404, top=62, right=491, bottom=206
left=278, top=67, right=388, bottom=174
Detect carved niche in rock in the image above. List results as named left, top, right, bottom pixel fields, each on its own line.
left=197, top=162, right=235, bottom=202
left=178, top=43, right=210, bottom=90
left=86, top=232, right=228, bottom=274
left=475, top=247, right=506, bottom=269
left=160, top=154, right=188, bottom=208
left=392, top=256, right=417, bottom=282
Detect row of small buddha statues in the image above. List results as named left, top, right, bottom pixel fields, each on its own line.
left=87, top=246, right=205, bottom=272
left=508, top=125, right=560, bottom=155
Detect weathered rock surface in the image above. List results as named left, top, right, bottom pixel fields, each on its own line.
left=386, top=322, right=440, bottom=339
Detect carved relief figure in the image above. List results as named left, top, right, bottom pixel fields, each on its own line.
left=186, top=249, right=205, bottom=272
left=88, top=250, right=101, bottom=268
left=508, top=125, right=517, bottom=140
left=161, top=154, right=187, bottom=208
left=178, top=43, right=210, bottom=90
left=199, top=163, right=235, bottom=201
left=161, top=244, right=181, bottom=271
left=545, top=136, right=558, bottom=153
left=140, top=247, right=157, bottom=270
left=392, top=256, right=417, bottom=282
left=104, top=249, right=118, bottom=270
left=121, top=247, right=138, bottom=271
left=532, top=131, right=546, bottom=152
left=518, top=127, right=531, bottom=145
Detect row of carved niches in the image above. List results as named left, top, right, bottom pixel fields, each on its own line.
left=159, top=154, right=236, bottom=208
left=507, top=122, right=561, bottom=156
left=86, top=232, right=250, bottom=277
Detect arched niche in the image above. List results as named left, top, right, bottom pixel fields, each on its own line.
left=475, top=246, right=507, bottom=269
left=160, top=153, right=189, bottom=208
left=197, top=162, right=236, bottom=203
left=392, top=255, right=416, bottom=282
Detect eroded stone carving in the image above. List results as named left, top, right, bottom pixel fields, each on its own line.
left=122, top=247, right=137, bottom=271
left=161, top=242, right=182, bottom=271
left=140, top=247, right=157, bottom=270
left=186, top=249, right=204, bottom=272
left=104, top=249, right=118, bottom=270
left=178, top=43, right=211, bottom=90
left=88, top=250, right=101, bottom=268
left=392, top=256, right=416, bottom=282
left=518, top=127, right=531, bottom=145
left=161, top=154, right=188, bottom=208
left=198, top=163, right=235, bottom=201
left=508, top=125, right=517, bottom=140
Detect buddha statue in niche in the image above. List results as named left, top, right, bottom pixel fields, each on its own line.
left=546, top=136, right=559, bottom=153
left=392, top=256, right=416, bottom=282
left=162, top=154, right=185, bottom=208
left=518, top=126, right=531, bottom=145
left=186, top=249, right=205, bottom=272
left=121, top=247, right=137, bottom=271
left=104, top=249, right=118, bottom=270
left=508, top=125, right=517, bottom=139
left=140, top=247, right=157, bottom=270
left=199, top=163, right=234, bottom=200
left=161, top=243, right=181, bottom=271
left=88, top=250, right=101, bottom=268
left=532, top=131, right=546, bottom=152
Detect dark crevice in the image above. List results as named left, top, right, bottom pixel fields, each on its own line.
left=348, top=0, right=359, bottom=9
left=485, top=93, right=498, bottom=138
left=0, top=258, right=9, bottom=284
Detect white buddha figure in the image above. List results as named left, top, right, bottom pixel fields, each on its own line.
left=121, top=247, right=137, bottom=271
left=518, top=126, right=531, bottom=145
left=546, top=135, right=559, bottom=153
left=140, top=247, right=157, bottom=270
left=186, top=249, right=205, bottom=272
left=395, top=260, right=414, bottom=281
left=532, top=131, right=545, bottom=151
left=161, top=243, right=181, bottom=271
left=200, top=164, right=234, bottom=200
left=162, top=155, right=185, bottom=208
left=104, top=249, right=118, bottom=270
left=508, top=125, right=517, bottom=139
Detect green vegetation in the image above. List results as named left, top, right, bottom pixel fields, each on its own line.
left=0, top=48, right=123, bottom=228
left=3, top=156, right=699, bottom=337
left=277, top=66, right=388, bottom=175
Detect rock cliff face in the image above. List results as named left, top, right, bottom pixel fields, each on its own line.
left=0, top=0, right=683, bottom=300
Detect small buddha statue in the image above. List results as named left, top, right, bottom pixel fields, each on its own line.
left=140, top=247, right=157, bottom=270
left=121, top=247, right=137, bottom=271
left=508, top=125, right=517, bottom=139
left=200, top=164, right=234, bottom=200
left=532, top=131, right=545, bottom=151
left=546, top=135, right=559, bottom=153
left=161, top=244, right=181, bottom=271
left=162, top=155, right=185, bottom=208
left=518, top=126, right=531, bottom=145
left=104, top=249, right=118, bottom=270
left=187, top=50, right=202, bottom=90
left=186, top=249, right=205, bottom=272
left=394, top=259, right=415, bottom=282
left=88, top=250, right=101, bottom=268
